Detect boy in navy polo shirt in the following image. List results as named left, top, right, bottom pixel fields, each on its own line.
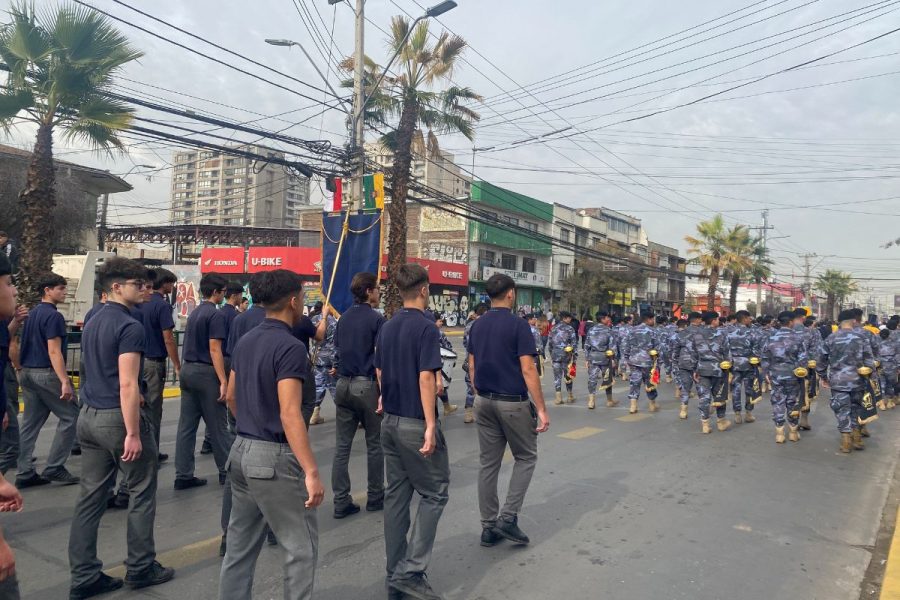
left=219, top=269, right=324, bottom=600
left=68, top=257, right=174, bottom=599
left=375, top=264, right=448, bottom=600
left=15, top=271, right=80, bottom=488
left=174, top=273, right=230, bottom=490
left=468, top=273, right=549, bottom=549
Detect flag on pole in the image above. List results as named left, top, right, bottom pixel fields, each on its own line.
left=362, top=174, right=375, bottom=210
left=321, top=211, right=383, bottom=313
left=373, top=172, right=384, bottom=209
left=325, top=178, right=342, bottom=213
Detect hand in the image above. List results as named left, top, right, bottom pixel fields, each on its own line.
left=322, top=305, right=331, bottom=318
left=60, top=379, right=75, bottom=402
left=304, top=473, right=325, bottom=509
left=217, top=381, right=227, bottom=404
left=328, top=368, right=336, bottom=377
left=173, top=367, right=181, bottom=382
left=121, top=433, right=142, bottom=462
left=0, top=537, right=15, bottom=582
left=766, top=376, right=772, bottom=387
left=420, top=426, right=436, bottom=456
left=12, top=305, right=27, bottom=324
left=536, top=409, right=550, bottom=433
left=436, top=376, right=444, bottom=396
left=692, top=372, right=700, bottom=383
left=585, top=361, right=589, bottom=369
left=1, top=413, right=7, bottom=432
left=376, top=395, right=383, bottom=415
left=0, top=478, right=23, bottom=513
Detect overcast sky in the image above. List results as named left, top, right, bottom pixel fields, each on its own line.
left=3, top=0, right=900, bottom=305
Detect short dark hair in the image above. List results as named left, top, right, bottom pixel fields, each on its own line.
left=761, top=315, right=774, bottom=326
left=225, top=282, right=244, bottom=297
left=247, top=272, right=265, bottom=304
left=474, top=302, right=489, bottom=316
left=396, top=263, right=429, bottom=299
left=701, top=311, right=719, bottom=325
left=676, top=319, right=687, bottom=328
left=350, top=272, right=378, bottom=303
left=97, top=258, right=147, bottom=293
left=0, top=254, right=10, bottom=277
left=777, top=310, right=795, bottom=325
left=200, top=273, right=228, bottom=298
left=792, top=308, right=807, bottom=319
left=596, top=311, right=609, bottom=321
left=623, top=315, right=633, bottom=324
left=36, top=272, right=67, bottom=297
left=687, top=311, right=702, bottom=321
left=640, top=310, right=654, bottom=322
left=803, top=316, right=816, bottom=327
left=611, top=315, right=622, bottom=325
left=880, top=328, right=890, bottom=340
left=656, top=315, right=667, bottom=325
left=725, top=313, right=737, bottom=322
left=485, top=273, right=516, bottom=300
left=153, top=268, right=177, bottom=290
left=851, top=308, right=864, bottom=321
left=560, top=311, right=572, bottom=319
left=144, top=268, right=158, bottom=284
left=735, top=310, right=751, bottom=320
left=838, top=309, right=855, bottom=322
left=253, top=270, right=303, bottom=310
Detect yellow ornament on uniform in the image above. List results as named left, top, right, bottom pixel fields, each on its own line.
left=749, top=357, right=760, bottom=365
left=649, top=349, right=659, bottom=357
left=719, top=360, right=732, bottom=370
left=793, top=367, right=808, bottom=378
left=605, top=349, right=615, bottom=357
left=858, top=366, right=873, bottom=376
left=807, top=360, right=816, bottom=369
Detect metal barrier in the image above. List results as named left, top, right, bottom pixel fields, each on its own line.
left=66, top=330, right=184, bottom=389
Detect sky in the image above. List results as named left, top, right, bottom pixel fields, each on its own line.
left=3, top=0, right=900, bottom=308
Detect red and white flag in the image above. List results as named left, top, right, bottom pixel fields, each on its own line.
left=324, top=178, right=342, bottom=212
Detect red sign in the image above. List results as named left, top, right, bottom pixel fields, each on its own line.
left=247, top=247, right=321, bottom=275
left=378, top=256, right=468, bottom=287
left=199, top=248, right=244, bottom=274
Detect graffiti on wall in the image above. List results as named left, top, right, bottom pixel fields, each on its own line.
left=420, top=206, right=466, bottom=232
left=429, top=291, right=469, bottom=327
left=422, top=241, right=467, bottom=263
left=175, top=281, right=198, bottom=318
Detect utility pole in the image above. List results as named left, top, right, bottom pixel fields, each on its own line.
left=800, top=252, right=816, bottom=305
left=749, top=209, right=774, bottom=317
left=97, top=193, right=109, bottom=251
left=350, top=0, right=366, bottom=212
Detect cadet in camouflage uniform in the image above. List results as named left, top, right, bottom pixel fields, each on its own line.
left=654, top=316, right=670, bottom=383
left=309, top=309, right=338, bottom=425
left=878, top=318, right=899, bottom=408
left=818, top=309, right=876, bottom=453
left=762, top=311, right=809, bottom=444
left=549, top=311, right=578, bottom=404
left=664, top=317, right=679, bottom=382
left=672, top=312, right=701, bottom=418
left=434, top=314, right=459, bottom=417
left=726, top=310, right=760, bottom=424
left=462, top=303, right=489, bottom=424
left=754, top=315, right=776, bottom=392
left=614, top=315, right=633, bottom=381
left=689, top=311, right=733, bottom=434
left=798, top=313, right=824, bottom=430
left=528, top=314, right=544, bottom=361
left=623, top=311, right=658, bottom=414
left=585, top=311, right=618, bottom=410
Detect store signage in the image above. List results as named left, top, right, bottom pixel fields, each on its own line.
left=247, top=247, right=320, bottom=275
left=199, top=247, right=245, bottom=274
left=483, top=266, right=547, bottom=286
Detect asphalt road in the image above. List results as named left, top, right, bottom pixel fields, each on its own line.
left=10, top=337, right=900, bottom=600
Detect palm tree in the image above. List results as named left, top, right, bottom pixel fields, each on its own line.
left=0, top=3, right=141, bottom=304
left=816, top=270, right=857, bottom=320
left=722, top=224, right=754, bottom=313
left=345, top=16, right=481, bottom=315
left=685, top=214, right=729, bottom=310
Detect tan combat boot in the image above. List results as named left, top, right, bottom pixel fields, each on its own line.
left=310, top=406, right=324, bottom=425
left=852, top=429, right=865, bottom=450
left=464, top=408, right=475, bottom=424
left=443, top=401, right=458, bottom=416
left=701, top=419, right=711, bottom=434
left=798, top=411, right=811, bottom=431
left=860, top=425, right=870, bottom=438
left=629, top=399, right=638, bottom=414
left=877, top=399, right=887, bottom=411
left=775, top=426, right=785, bottom=443
left=679, top=404, right=688, bottom=420
left=675, top=386, right=683, bottom=400
left=788, top=424, right=800, bottom=442
left=554, top=392, right=563, bottom=405
left=734, top=412, right=743, bottom=424
left=567, top=391, right=576, bottom=404
left=587, top=394, right=596, bottom=410
left=840, top=432, right=852, bottom=453
left=744, top=411, right=756, bottom=423
left=606, top=394, right=619, bottom=408
left=716, top=417, right=732, bottom=432
left=648, top=400, right=659, bottom=413
left=665, top=374, right=673, bottom=384
left=888, top=397, right=897, bottom=409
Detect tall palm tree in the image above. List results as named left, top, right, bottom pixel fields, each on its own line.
left=722, top=225, right=754, bottom=313
left=816, top=269, right=857, bottom=320
left=685, top=214, right=729, bottom=310
left=345, top=16, right=481, bottom=315
left=0, top=3, right=141, bottom=305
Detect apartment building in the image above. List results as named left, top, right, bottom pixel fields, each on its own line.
left=366, top=129, right=471, bottom=199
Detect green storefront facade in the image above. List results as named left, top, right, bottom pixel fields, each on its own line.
left=468, top=182, right=553, bottom=313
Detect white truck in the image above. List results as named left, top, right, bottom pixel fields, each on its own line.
left=51, top=251, right=115, bottom=327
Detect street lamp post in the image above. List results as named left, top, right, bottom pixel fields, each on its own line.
left=98, top=164, right=155, bottom=251
left=264, top=38, right=347, bottom=111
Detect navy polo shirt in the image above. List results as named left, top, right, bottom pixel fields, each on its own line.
left=182, top=301, right=227, bottom=364
left=0, top=319, right=8, bottom=410
left=291, top=316, right=317, bottom=352
left=139, top=292, right=175, bottom=360
left=220, top=303, right=239, bottom=357
left=81, top=302, right=145, bottom=409
left=232, top=319, right=308, bottom=443
left=20, top=301, right=68, bottom=368
left=335, top=303, right=385, bottom=378
left=467, top=307, right=536, bottom=397
left=227, top=304, right=265, bottom=355
left=374, top=308, right=442, bottom=420
left=0, top=318, right=8, bottom=349
left=83, top=302, right=105, bottom=325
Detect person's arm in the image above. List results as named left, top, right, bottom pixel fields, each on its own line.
left=468, top=354, right=477, bottom=397
left=8, top=337, right=20, bottom=371
left=210, top=339, right=227, bottom=401
left=163, top=329, right=181, bottom=377
left=312, top=307, right=331, bottom=342
left=278, top=378, right=324, bottom=508
left=7, top=305, right=25, bottom=338
left=418, top=370, right=438, bottom=456
left=118, top=351, right=143, bottom=462
left=521, top=355, right=549, bottom=432
left=47, top=337, right=74, bottom=401
left=0, top=527, right=14, bottom=583
left=225, top=368, right=237, bottom=416
left=375, top=368, right=383, bottom=414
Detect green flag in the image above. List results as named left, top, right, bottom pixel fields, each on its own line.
left=362, top=174, right=375, bottom=209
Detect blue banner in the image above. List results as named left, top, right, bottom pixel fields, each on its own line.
left=321, top=211, right=382, bottom=313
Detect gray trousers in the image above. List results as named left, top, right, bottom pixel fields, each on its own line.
left=68, top=406, right=159, bottom=588
left=17, top=367, right=79, bottom=477
left=0, top=363, right=20, bottom=473
left=175, top=362, right=230, bottom=480
left=332, top=377, right=383, bottom=509
left=381, top=414, right=449, bottom=579
left=219, top=436, right=318, bottom=600
left=474, top=396, right=538, bottom=528
left=143, top=359, right=167, bottom=448
left=0, top=574, right=20, bottom=599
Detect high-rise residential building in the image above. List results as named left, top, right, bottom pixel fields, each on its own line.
left=169, top=144, right=310, bottom=228
left=366, top=129, right=471, bottom=199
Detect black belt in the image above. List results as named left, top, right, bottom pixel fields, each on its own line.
left=340, top=375, right=376, bottom=382
left=146, top=357, right=166, bottom=362
left=478, top=393, right=529, bottom=403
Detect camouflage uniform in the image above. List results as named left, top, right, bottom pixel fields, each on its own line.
left=549, top=322, right=578, bottom=392
left=727, top=325, right=759, bottom=413
left=463, top=318, right=477, bottom=409
left=613, top=324, right=630, bottom=378
left=623, top=323, right=657, bottom=401
left=585, top=323, right=616, bottom=394
left=762, top=327, right=808, bottom=427
left=311, top=313, right=338, bottom=406
left=754, top=325, right=776, bottom=386
left=662, top=323, right=677, bottom=377
left=817, top=327, right=875, bottom=432
left=690, top=325, right=731, bottom=420
left=437, top=328, right=454, bottom=404
left=672, top=325, right=699, bottom=403
left=882, top=331, right=900, bottom=398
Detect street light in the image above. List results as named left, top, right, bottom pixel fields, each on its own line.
left=265, top=38, right=347, bottom=113
left=426, top=0, right=457, bottom=17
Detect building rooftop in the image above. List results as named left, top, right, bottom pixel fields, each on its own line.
left=0, top=143, right=132, bottom=195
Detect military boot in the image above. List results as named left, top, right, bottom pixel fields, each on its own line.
left=716, top=417, right=732, bottom=432
left=443, top=401, right=458, bottom=416
left=701, top=419, right=711, bottom=434
left=554, top=392, right=563, bottom=405
left=775, top=426, right=785, bottom=443
left=788, top=424, right=800, bottom=442
left=877, top=399, right=887, bottom=411
left=310, top=406, right=324, bottom=425
left=464, top=408, right=475, bottom=424
left=665, top=374, right=673, bottom=384
left=675, top=386, right=683, bottom=400
left=606, top=393, right=618, bottom=408
left=679, top=404, right=688, bottom=420
left=851, top=429, right=865, bottom=450
left=744, top=411, right=756, bottom=423
left=888, top=397, right=897, bottom=409
left=840, top=432, right=852, bottom=453
left=567, top=391, right=576, bottom=404
left=629, top=399, right=638, bottom=414
left=648, top=400, right=659, bottom=413
left=734, top=412, right=743, bottom=424
left=587, top=394, right=596, bottom=410
left=860, top=425, right=871, bottom=438
left=798, top=411, right=811, bottom=431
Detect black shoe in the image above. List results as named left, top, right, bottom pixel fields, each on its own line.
left=70, top=446, right=82, bottom=456
left=219, top=535, right=226, bottom=557
left=386, top=577, right=405, bottom=600
left=333, top=502, right=361, bottom=519
left=16, top=472, right=51, bottom=489
left=480, top=527, right=503, bottom=547
left=43, top=467, right=80, bottom=485
left=389, top=573, right=443, bottom=600
left=200, top=442, right=213, bottom=455
left=266, top=529, right=278, bottom=546
left=158, top=453, right=169, bottom=462
left=112, top=489, right=129, bottom=510
left=174, top=476, right=207, bottom=490
left=69, top=572, right=124, bottom=600
left=218, top=471, right=226, bottom=485
left=492, top=515, right=530, bottom=545
left=366, top=500, right=384, bottom=512
left=125, top=561, right=175, bottom=589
